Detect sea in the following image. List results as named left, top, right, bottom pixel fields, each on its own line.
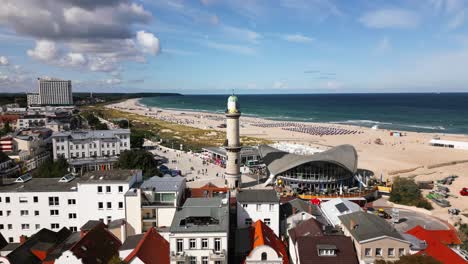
left=140, top=93, right=468, bottom=135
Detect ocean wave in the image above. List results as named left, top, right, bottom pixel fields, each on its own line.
left=398, top=124, right=446, bottom=130
left=331, top=120, right=393, bottom=125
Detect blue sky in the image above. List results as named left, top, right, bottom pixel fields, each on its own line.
left=0, top=0, right=467, bottom=94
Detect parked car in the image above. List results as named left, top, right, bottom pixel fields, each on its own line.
left=460, top=188, right=468, bottom=196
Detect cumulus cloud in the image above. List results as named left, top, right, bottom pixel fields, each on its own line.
left=0, top=56, right=9, bottom=65
left=0, top=0, right=158, bottom=74
left=283, top=34, right=314, bottom=43
left=359, top=8, right=420, bottom=29
left=136, top=31, right=160, bottom=55
left=27, top=40, right=59, bottom=61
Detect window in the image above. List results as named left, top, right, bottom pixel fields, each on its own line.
left=7, top=224, right=12, bottom=230
left=19, top=197, right=28, bottom=203
left=20, top=210, right=29, bottom=216
left=242, top=204, right=248, bottom=208
left=256, top=204, right=261, bottom=212
left=388, top=248, right=395, bottom=257
left=0, top=224, right=3, bottom=230
left=189, top=238, right=196, bottom=249
left=202, top=238, right=208, bottom=249
left=261, top=252, right=267, bottom=261
left=98, top=202, right=103, bottom=209
left=68, top=199, right=76, bottom=205
left=118, top=186, right=123, bottom=193
left=50, top=210, right=59, bottom=216
left=365, top=248, right=372, bottom=257
left=106, top=186, right=111, bottom=193
left=214, top=238, right=221, bottom=252
left=189, top=256, right=196, bottom=264
left=376, top=248, right=382, bottom=256
left=264, top=218, right=271, bottom=226
left=107, top=216, right=112, bottom=224
left=6, top=197, right=10, bottom=203
left=7, top=210, right=11, bottom=216
left=398, top=248, right=405, bottom=256
left=118, top=202, right=123, bottom=209
left=33, top=196, right=38, bottom=203
left=8, top=237, right=13, bottom=243
left=69, top=213, right=77, bottom=219
left=202, top=256, right=209, bottom=264
left=154, top=193, right=176, bottom=204
left=34, top=211, right=39, bottom=216
left=51, top=223, right=60, bottom=229
left=269, top=204, right=275, bottom=211
left=49, top=196, right=59, bottom=206
left=35, top=224, right=40, bottom=230
left=98, top=186, right=103, bottom=193
left=107, top=202, right=112, bottom=209
left=70, top=226, right=77, bottom=232
left=21, top=224, right=29, bottom=230
left=176, top=239, right=183, bottom=252
left=245, top=218, right=252, bottom=226
left=0, top=211, right=2, bottom=216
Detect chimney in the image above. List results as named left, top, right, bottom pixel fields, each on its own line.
left=19, top=235, right=27, bottom=244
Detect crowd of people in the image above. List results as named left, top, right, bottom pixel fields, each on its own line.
left=251, top=122, right=363, bottom=136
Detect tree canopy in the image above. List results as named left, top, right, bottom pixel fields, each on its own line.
left=390, top=177, right=433, bottom=210
left=115, top=149, right=160, bottom=177
left=33, top=156, right=69, bottom=178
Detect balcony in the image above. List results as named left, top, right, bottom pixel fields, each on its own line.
left=209, top=250, right=226, bottom=261
left=170, top=251, right=188, bottom=261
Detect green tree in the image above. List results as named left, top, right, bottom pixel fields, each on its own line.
left=130, top=129, right=154, bottom=149
left=376, top=254, right=442, bottom=264
left=33, top=157, right=69, bottom=178
left=390, top=177, right=433, bottom=210
left=115, top=149, right=160, bottom=177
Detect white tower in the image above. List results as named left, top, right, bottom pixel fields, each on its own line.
left=225, top=95, right=241, bottom=189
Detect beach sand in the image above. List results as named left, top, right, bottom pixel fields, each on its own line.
left=107, top=98, right=468, bottom=223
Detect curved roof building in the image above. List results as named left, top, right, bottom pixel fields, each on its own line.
left=258, top=144, right=359, bottom=193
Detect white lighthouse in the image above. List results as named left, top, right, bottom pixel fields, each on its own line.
left=225, top=94, right=242, bottom=189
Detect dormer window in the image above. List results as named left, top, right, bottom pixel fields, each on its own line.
left=317, top=245, right=337, bottom=256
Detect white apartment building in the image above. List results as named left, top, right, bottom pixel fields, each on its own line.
left=37, top=78, right=73, bottom=105
left=236, top=189, right=280, bottom=236
left=0, top=170, right=142, bottom=243
left=52, top=129, right=130, bottom=160
left=125, top=175, right=186, bottom=236
left=17, top=114, right=48, bottom=129
left=27, top=93, right=41, bottom=106
left=169, top=197, right=229, bottom=264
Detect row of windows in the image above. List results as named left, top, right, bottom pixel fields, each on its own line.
left=242, top=203, right=276, bottom=212
left=4, top=209, right=77, bottom=218
left=97, top=185, right=124, bottom=193
left=98, top=201, right=124, bottom=210
left=183, top=257, right=222, bottom=264
left=245, top=218, right=270, bottom=226
left=56, top=142, right=128, bottom=149
left=0, top=196, right=75, bottom=206
left=364, top=248, right=405, bottom=257
left=0, top=223, right=76, bottom=231
left=176, top=238, right=222, bottom=252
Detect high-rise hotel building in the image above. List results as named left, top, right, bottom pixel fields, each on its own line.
left=27, top=78, right=73, bottom=106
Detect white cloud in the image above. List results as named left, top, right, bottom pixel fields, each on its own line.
left=105, top=78, right=122, bottom=85
left=375, top=36, right=391, bottom=54
left=0, top=56, right=8, bottom=65
left=359, top=8, right=420, bottom=29
left=204, top=41, right=255, bottom=55
left=27, top=40, right=59, bottom=61
left=273, top=81, right=287, bottom=89
left=221, top=25, right=261, bottom=44
left=283, top=34, right=314, bottom=43
left=136, top=31, right=160, bottom=55
left=64, top=53, right=87, bottom=66
left=448, top=10, right=465, bottom=29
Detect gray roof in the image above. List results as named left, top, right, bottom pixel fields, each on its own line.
left=170, top=197, right=229, bottom=233
left=80, top=169, right=139, bottom=183
left=141, top=175, right=185, bottom=192
left=0, top=178, right=78, bottom=193
left=236, top=189, right=279, bottom=203
left=120, top=234, right=144, bottom=251
left=52, top=129, right=130, bottom=140
left=338, top=211, right=408, bottom=243
left=203, top=146, right=259, bottom=157
left=258, top=144, right=358, bottom=175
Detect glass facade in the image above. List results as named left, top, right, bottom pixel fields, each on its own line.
left=279, top=161, right=354, bottom=192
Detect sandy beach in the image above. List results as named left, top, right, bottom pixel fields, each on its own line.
left=107, top=98, right=468, bottom=223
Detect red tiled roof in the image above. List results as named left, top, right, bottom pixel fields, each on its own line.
left=124, top=227, right=169, bottom=264
left=406, top=225, right=465, bottom=264
left=0, top=115, right=19, bottom=123
left=248, top=220, right=289, bottom=264
left=190, top=182, right=229, bottom=198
